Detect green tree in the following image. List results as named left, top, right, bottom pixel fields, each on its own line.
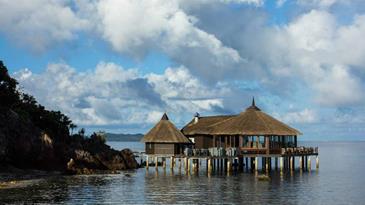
left=0, top=61, right=20, bottom=108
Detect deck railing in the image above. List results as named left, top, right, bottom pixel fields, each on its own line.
left=184, top=146, right=318, bottom=157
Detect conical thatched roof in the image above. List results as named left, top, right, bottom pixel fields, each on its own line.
left=141, top=113, right=191, bottom=143
left=209, top=99, right=302, bottom=136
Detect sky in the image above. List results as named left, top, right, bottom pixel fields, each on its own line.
left=1, top=0, right=365, bottom=140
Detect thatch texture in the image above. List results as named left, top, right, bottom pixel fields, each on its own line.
left=181, top=115, right=235, bottom=135
left=182, top=100, right=301, bottom=136
left=142, top=113, right=191, bottom=143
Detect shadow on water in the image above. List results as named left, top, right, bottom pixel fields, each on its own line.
left=1, top=141, right=365, bottom=204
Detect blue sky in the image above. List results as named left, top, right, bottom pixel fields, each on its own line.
left=1, top=0, right=365, bottom=140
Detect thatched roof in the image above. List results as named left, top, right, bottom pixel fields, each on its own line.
left=141, top=113, right=191, bottom=143
left=182, top=99, right=302, bottom=136
left=181, top=115, right=235, bottom=135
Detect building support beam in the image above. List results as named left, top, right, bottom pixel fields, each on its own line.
left=146, top=156, right=149, bottom=170
left=170, top=156, right=174, bottom=170
left=255, top=157, right=258, bottom=171
left=299, top=156, right=303, bottom=171
left=316, top=156, right=319, bottom=170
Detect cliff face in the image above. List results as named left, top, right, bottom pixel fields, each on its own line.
left=0, top=61, right=138, bottom=174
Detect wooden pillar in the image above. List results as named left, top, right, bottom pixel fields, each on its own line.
left=299, top=156, right=303, bottom=171
left=255, top=157, right=258, bottom=171
left=250, top=157, right=254, bottom=171
left=169, top=157, right=173, bottom=170
left=275, top=157, right=278, bottom=171
left=238, top=157, right=243, bottom=171
left=307, top=156, right=311, bottom=171
left=265, top=136, right=270, bottom=155
left=290, top=156, right=294, bottom=171
left=146, top=156, right=149, bottom=170
left=265, top=157, right=269, bottom=173
left=245, top=157, right=248, bottom=171
left=155, top=156, right=158, bottom=170
left=227, top=159, right=232, bottom=173
left=280, top=157, right=284, bottom=172
left=224, top=158, right=228, bottom=172
left=178, top=158, right=182, bottom=170
left=162, top=158, right=166, bottom=170
left=208, top=158, right=213, bottom=173
left=213, top=158, right=216, bottom=171
left=184, top=157, right=188, bottom=171
left=316, top=156, right=319, bottom=170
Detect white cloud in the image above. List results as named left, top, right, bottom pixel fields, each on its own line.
left=275, top=108, right=318, bottom=123
left=276, top=0, right=287, bottom=7
left=296, top=0, right=348, bottom=8
left=14, top=62, right=229, bottom=128
left=0, top=0, right=89, bottom=52
left=90, top=0, right=242, bottom=82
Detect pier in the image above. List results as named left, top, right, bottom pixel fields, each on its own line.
left=140, top=98, right=319, bottom=176
left=138, top=146, right=319, bottom=174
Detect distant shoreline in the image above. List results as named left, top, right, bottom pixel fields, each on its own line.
left=104, top=133, right=143, bottom=142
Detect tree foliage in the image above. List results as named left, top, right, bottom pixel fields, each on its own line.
left=0, top=61, right=75, bottom=139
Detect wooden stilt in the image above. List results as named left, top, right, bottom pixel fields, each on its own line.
left=179, top=158, right=182, bottom=170
left=170, top=156, right=174, bottom=170
left=162, top=158, right=166, bottom=170
left=208, top=158, right=213, bottom=173
left=245, top=157, right=249, bottom=171
left=155, top=156, right=158, bottom=170
left=275, top=157, right=278, bottom=171
left=146, top=156, right=149, bottom=170
left=184, top=157, right=188, bottom=171
left=299, top=156, right=303, bottom=171
left=196, top=159, right=200, bottom=172
left=234, top=158, right=238, bottom=172
left=308, top=156, right=311, bottom=171
left=227, top=159, right=232, bottom=173
left=238, top=157, right=243, bottom=171
left=255, top=157, right=258, bottom=171
left=280, top=157, right=283, bottom=173
left=290, top=156, right=293, bottom=171
left=316, top=156, right=319, bottom=170
left=213, top=158, right=216, bottom=171
left=224, top=158, right=228, bottom=172
left=265, top=157, right=269, bottom=173
left=304, top=156, right=307, bottom=171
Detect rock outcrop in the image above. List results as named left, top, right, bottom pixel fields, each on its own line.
left=0, top=108, right=138, bottom=174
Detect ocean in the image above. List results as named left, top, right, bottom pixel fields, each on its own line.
left=1, top=141, right=365, bottom=204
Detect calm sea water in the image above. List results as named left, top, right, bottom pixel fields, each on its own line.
left=1, top=141, right=365, bottom=204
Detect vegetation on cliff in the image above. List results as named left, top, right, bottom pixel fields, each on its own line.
left=0, top=61, right=138, bottom=174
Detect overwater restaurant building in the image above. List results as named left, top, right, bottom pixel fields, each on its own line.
left=181, top=99, right=301, bottom=154
left=141, top=113, right=192, bottom=155
left=142, top=99, right=318, bottom=172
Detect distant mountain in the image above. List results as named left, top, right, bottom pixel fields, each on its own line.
left=104, top=133, right=144, bottom=142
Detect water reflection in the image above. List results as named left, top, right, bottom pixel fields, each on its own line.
left=1, top=142, right=365, bottom=204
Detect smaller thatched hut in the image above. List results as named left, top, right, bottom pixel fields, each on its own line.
left=141, top=113, right=192, bottom=155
